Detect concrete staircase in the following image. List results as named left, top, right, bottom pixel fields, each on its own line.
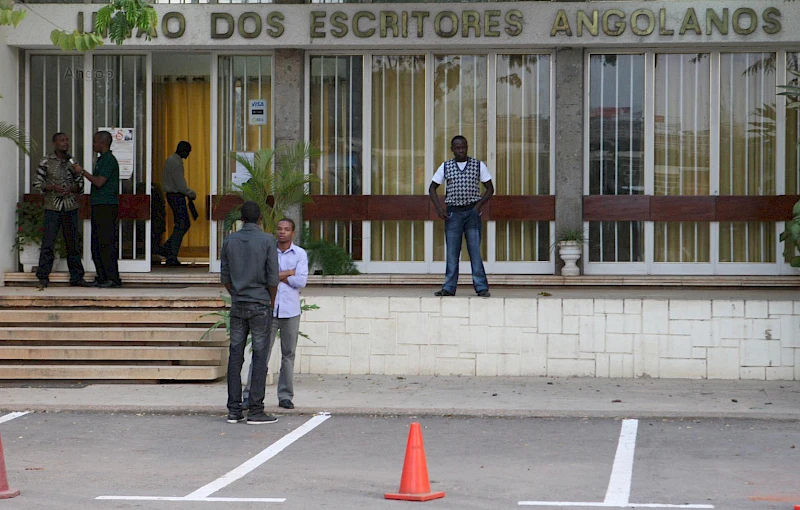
left=0, top=293, right=228, bottom=381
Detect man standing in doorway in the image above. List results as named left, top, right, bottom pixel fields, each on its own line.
left=33, top=132, right=91, bottom=289
left=159, top=141, right=196, bottom=266
left=74, top=130, right=121, bottom=288
left=220, top=201, right=279, bottom=425
left=428, top=135, right=494, bottom=297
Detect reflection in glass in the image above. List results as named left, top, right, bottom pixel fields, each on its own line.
left=588, top=54, right=645, bottom=263
left=719, top=53, right=776, bottom=263
left=654, top=53, right=711, bottom=263
left=495, top=54, right=551, bottom=262
left=308, top=55, right=363, bottom=260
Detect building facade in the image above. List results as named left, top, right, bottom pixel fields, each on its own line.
left=2, top=0, right=799, bottom=277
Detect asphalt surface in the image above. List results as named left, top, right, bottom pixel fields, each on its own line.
left=1, top=412, right=797, bottom=509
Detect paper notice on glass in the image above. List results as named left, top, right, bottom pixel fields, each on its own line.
left=101, top=127, right=135, bottom=180
left=232, top=152, right=254, bottom=187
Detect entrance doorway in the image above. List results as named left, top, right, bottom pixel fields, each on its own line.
left=152, top=53, right=211, bottom=266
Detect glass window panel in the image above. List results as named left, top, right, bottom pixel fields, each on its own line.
left=654, top=222, right=710, bottom=263
left=92, top=55, right=147, bottom=261
left=371, top=221, right=424, bottom=262
left=216, top=55, right=272, bottom=259
left=370, top=55, right=425, bottom=263
left=719, top=221, right=775, bottom=263
left=433, top=54, right=488, bottom=262
left=719, top=53, right=776, bottom=265
left=433, top=54, right=488, bottom=167
left=719, top=52, right=776, bottom=197
left=589, top=54, right=645, bottom=196
left=29, top=55, right=84, bottom=190
left=495, top=220, right=550, bottom=262
left=308, top=55, right=364, bottom=260
left=588, top=55, right=645, bottom=264
left=588, top=221, right=644, bottom=263
left=786, top=53, right=800, bottom=195
left=653, top=54, right=711, bottom=264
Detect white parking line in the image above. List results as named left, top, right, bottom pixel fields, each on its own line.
left=0, top=412, right=30, bottom=424
left=97, top=412, right=331, bottom=504
left=518, top=419, right=714, bottom=509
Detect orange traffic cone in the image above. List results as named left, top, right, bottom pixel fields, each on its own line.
left=0, top=432, right=19, bottom=499
left=385, top=422, right=445, bottom=502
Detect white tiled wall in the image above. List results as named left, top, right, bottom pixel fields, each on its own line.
left=296, top=297, right=800, bottom=380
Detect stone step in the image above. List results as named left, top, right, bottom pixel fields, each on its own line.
left=0, top=309, right=221, bottom=325
left=0, top=327, right=225, bottom=342
left=0, top=346, right=226, bottom=362
left=0, top=364, right=225, bottom=380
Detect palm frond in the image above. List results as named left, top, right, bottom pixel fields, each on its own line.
left=0, top=122, right=33, bottom=155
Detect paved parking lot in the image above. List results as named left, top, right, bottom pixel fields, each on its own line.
left=0, top=411, right=797, bottom=509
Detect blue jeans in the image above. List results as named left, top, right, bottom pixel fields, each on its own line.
left=163, top=193, right=190, bottom=262
left=443, top=206, right=488, bottom=294
left=227, top=301, right=272, bottom=416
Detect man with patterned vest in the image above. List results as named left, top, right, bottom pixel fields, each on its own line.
left=428, top=135, right=494, bottom=297
left=32, top=132, right=91, bottom=289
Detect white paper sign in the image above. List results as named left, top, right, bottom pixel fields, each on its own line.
left=101, top=127, right=135, bottom=180
left=248, top=99, right=267, bottom=126
left=232, top=152, right=254, bottom=186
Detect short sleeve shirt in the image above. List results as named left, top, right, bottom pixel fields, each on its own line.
left=431, top=160, right=492, bottom=185
left=90, top=151, right=120, bottom=206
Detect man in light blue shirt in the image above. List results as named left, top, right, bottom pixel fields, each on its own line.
left=244, top=217, right=308, bottom=410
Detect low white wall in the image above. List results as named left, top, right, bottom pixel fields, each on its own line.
left=296, top=297, right=800, bottom=380
left=0, top=28, right=19, bottom=284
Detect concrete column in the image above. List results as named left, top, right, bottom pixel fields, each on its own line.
left=553, top=47, right=584, bottom=274
left=273, top=48, right=305, bottom=235
left=0, top=28, right=20, bottom=280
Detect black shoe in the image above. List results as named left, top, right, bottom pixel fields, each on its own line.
left=226, top=413, right=245, bottom=424
left=36, top=279, right=48, bottom=290
left=96, top=281, right=122, bottom=288
left=278, top=399, right=294, bottom=410
left=477, top=290, right=491, bottom=298
left=247, top=413, right=278, bottom=425
left=70, top=279, right=93, bottom=287
left=165, top=259, right=184, bottom=267
left=434, top=289, right=454, bottom=297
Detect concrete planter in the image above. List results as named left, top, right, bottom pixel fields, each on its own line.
left=19, top=242, right=40, bottom=273
left=557, top=241, right=582, bottom=276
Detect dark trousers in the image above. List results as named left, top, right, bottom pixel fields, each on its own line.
left=36, top=209, right=85, bottom=284
left=227, top=301, right=272, bottom=416
left=163, top=193, right=191, bottom=262
left=91, top=204, right=121, bottom=285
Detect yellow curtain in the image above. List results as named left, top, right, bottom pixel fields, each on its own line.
left=370, top=55, right=426, bottom=262
left=719, top=53, right=776, bottom=263
left=153, top=79, right=211, bottom=258
left=653, top=54, right=711, bottom=263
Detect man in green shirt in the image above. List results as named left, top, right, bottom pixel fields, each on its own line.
left=73, top=131, right=121, bottom=288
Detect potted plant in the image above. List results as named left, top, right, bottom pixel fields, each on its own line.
left=13, top=201, right=67, bottom=272
left=224, top=142, right=320, bottom=235
left=554, top=228, right=587, bottom=277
